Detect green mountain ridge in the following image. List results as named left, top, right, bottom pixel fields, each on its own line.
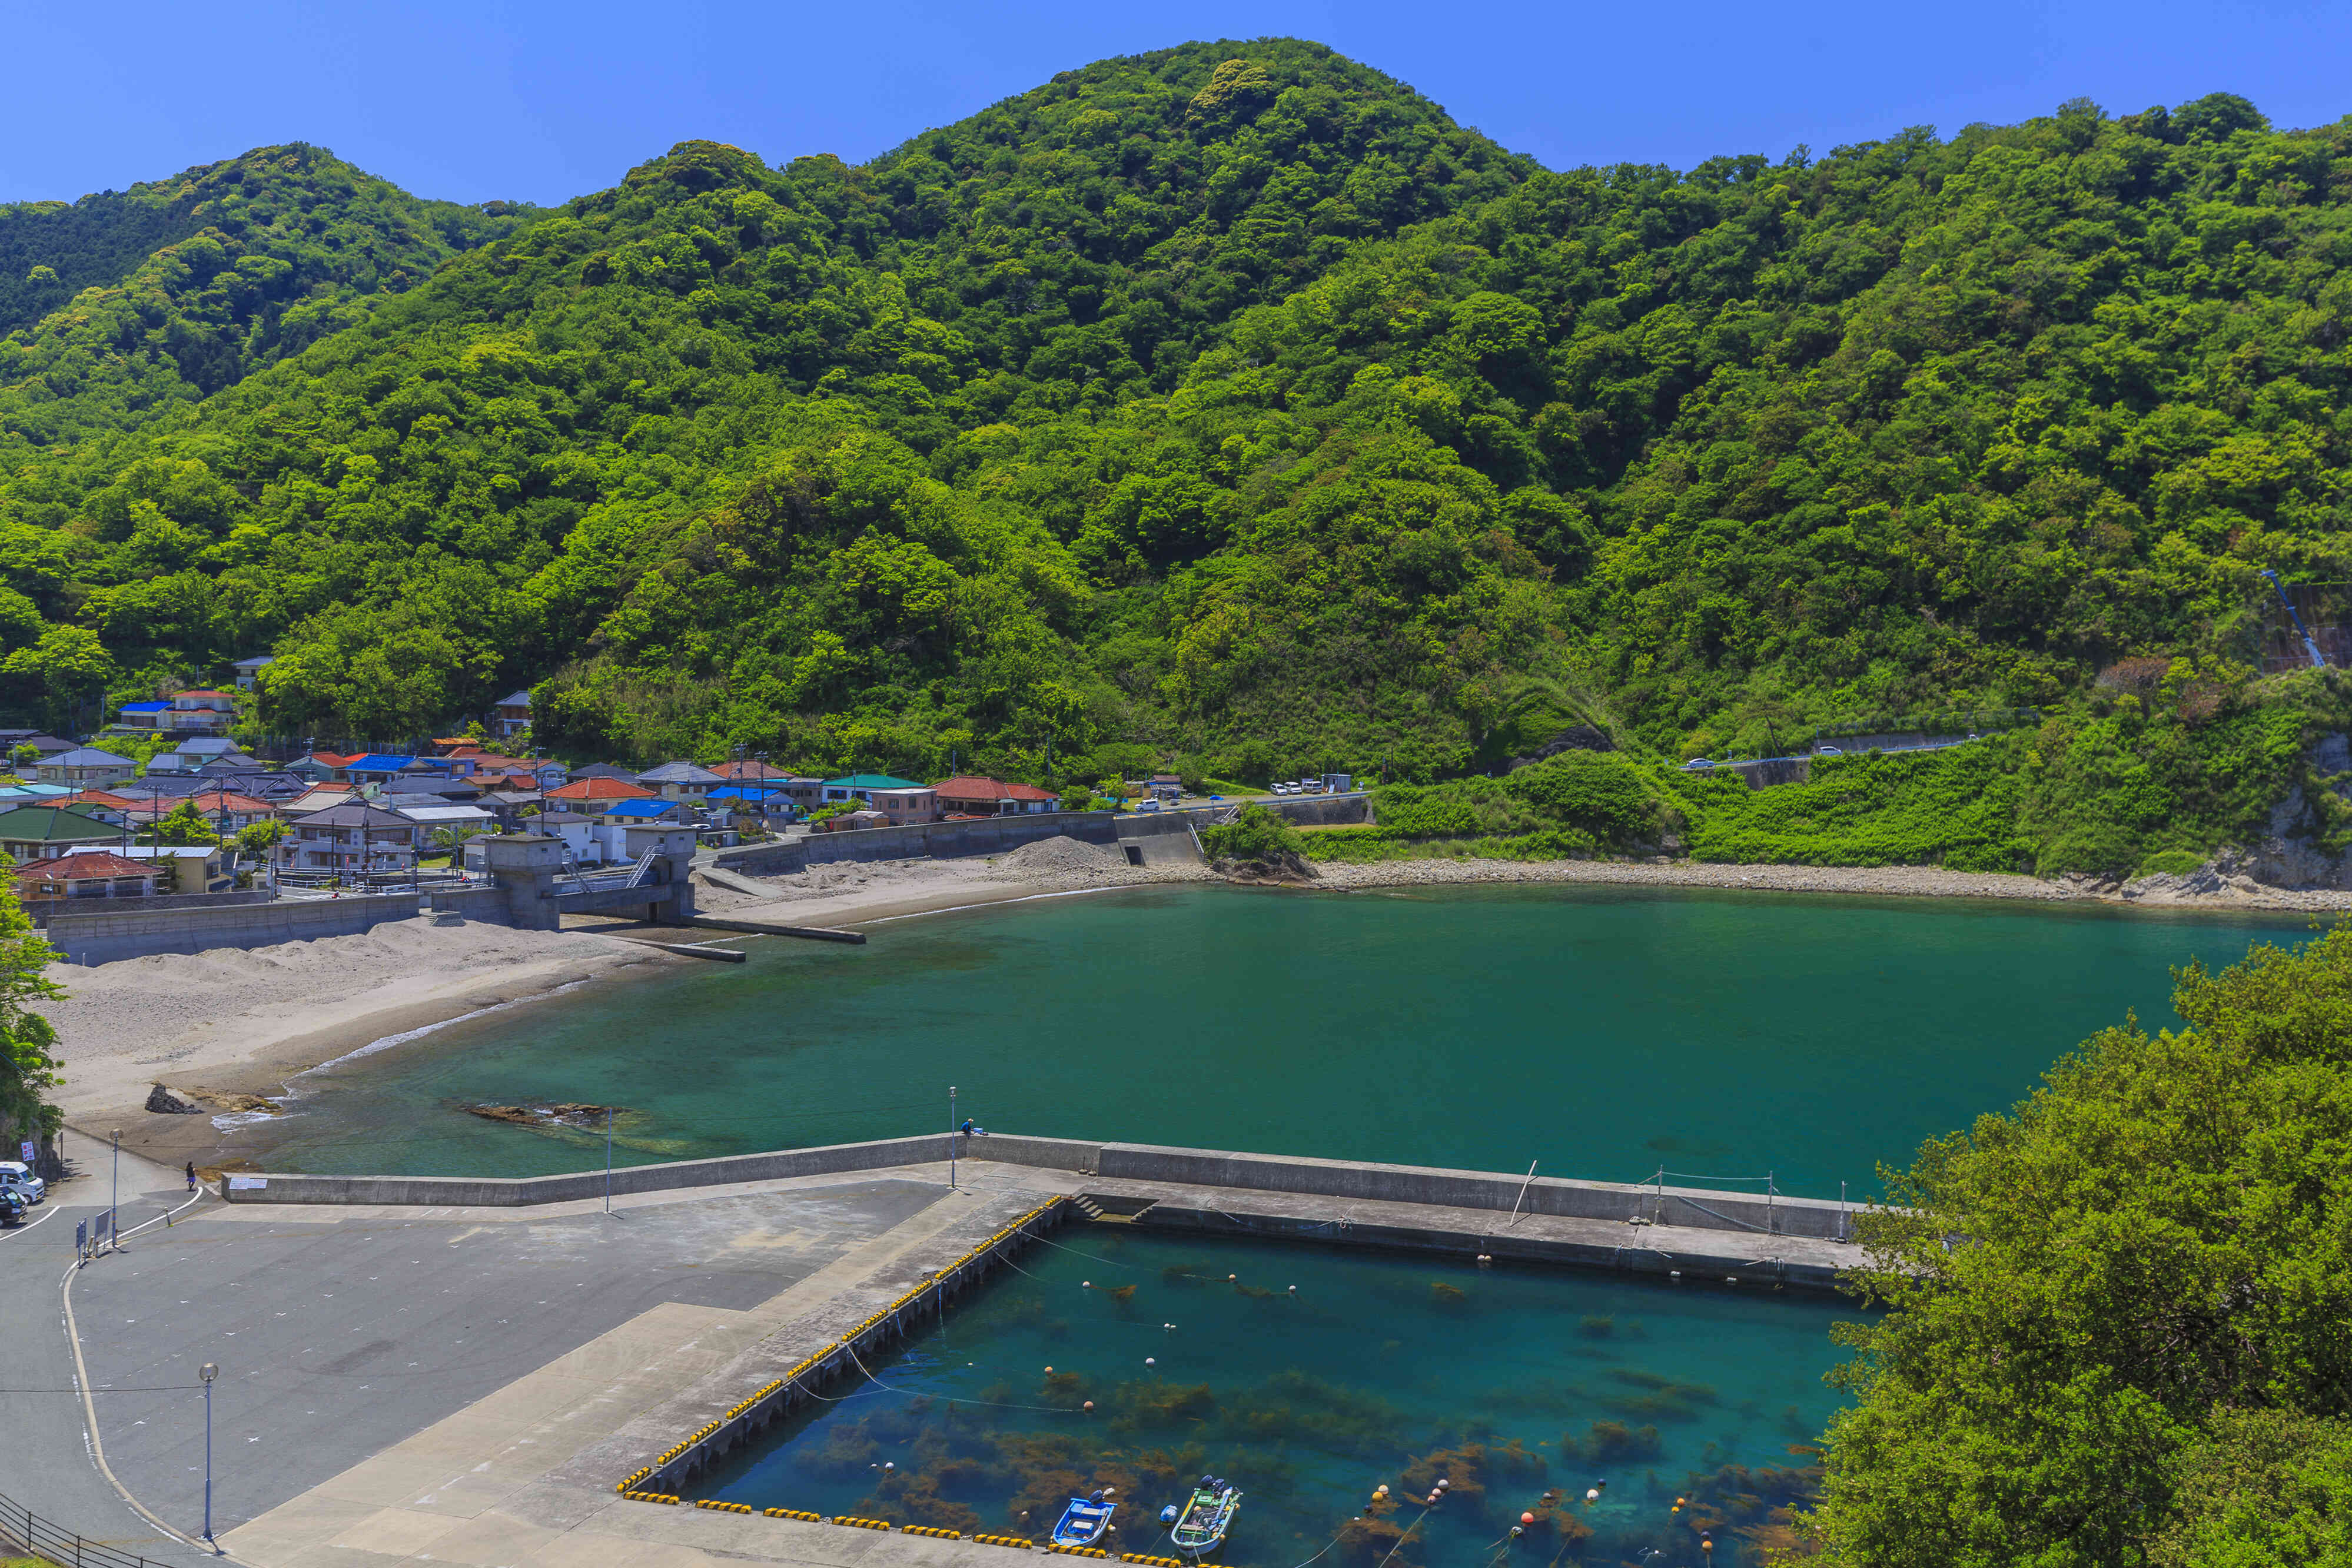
left=0, top=144, right=533, bottom=449
left=3, top=44, right=2350, bottom=878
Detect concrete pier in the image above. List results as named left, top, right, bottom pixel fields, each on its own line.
left=35, top=1137, right=1868, bottom=1568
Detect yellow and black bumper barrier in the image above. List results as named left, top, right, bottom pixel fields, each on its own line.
left=1122, top=1556, right=1187, bottom=1566
left=836, top=1516, right=893, bottom=1530
left=616, top=1198, right=1074, bottom=1501
left=974, top=1534, right=1037, bottom=1549
left=903, top=1524, right=964, bottom=1539
left=622, top=1491, right=680, bottom=1504
left=1048, top=1547, right=1111, bottom=1559
left=766, top=1508, right=825, bottom=1522
left=695, top=1499, right=757, bottom=1513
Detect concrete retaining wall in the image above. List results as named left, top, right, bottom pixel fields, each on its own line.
left=1094, top=1142, right=1847, bottom=1238
left=424, top=886, right=510, bottom=919
left=46, top=892, right=427, bottom=965
left=221, top=1132, right=1104, bottom=1207
left=220, top=1130, right=1846, bottom=1240
left=712, top=810, right=1122, bottom=878
left=1720, top=758, right=1811, bottom=790
left=25, top=888, right=269, bottom=928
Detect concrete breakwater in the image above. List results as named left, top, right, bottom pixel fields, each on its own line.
left=218, top=1131, right=1855, bottom=1241
left=621, top=1195, right=1075, bottom=1499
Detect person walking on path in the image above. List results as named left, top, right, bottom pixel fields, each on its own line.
left=185, top=1160, right=197, bottom=1192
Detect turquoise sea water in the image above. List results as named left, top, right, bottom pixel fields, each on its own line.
left=253, top=882, right=2312, bottom=1198
left=702, top=1228, right=1856, bottom=1568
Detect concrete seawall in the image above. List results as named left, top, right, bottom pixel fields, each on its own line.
left=220, top=1131, right=1852, bottom=1242
left=46, top=891, right=426, bottom=965
left=711, top=811, right=1122, bottom=877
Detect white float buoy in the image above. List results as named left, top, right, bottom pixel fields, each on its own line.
left=1145, top=1357, right=1156, bottom=1366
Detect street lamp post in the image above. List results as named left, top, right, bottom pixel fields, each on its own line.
left=109, top=1127, right=120, bottom=1253
left=949, top=1086, right=958, bottom=1191
left=199, top=1361, right=219, bottom=1545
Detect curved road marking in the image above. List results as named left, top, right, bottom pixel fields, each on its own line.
left=59, top=1186, right=235, bottom=1562
left=0, top=1199, right=64, bottom=1241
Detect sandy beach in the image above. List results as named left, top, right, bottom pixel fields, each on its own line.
left=34, top=918, right=679, bottom=1168
left=37, top=832, right=2338, bottom=1171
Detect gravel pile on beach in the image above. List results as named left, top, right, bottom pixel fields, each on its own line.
left=987, top=835, right=1211, bottom=888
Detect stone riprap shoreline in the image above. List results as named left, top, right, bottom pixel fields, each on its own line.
left=1307, top=852, right=2352, bottom=910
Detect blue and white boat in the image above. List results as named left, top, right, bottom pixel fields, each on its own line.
left=1053, top=1490, right=1116, bottom=1549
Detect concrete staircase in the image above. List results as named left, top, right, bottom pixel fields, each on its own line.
left=1072, top=1195, right=1159, bottom=1224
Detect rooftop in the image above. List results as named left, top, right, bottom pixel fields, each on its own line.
left=636, top=761, right=725, bottom=783
left=12, top=849, right=152, bottom=881
left=822, top=773, right=923, bottom=790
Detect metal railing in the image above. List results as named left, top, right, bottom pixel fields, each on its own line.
left=0, top=1484, right=176, bottom=1567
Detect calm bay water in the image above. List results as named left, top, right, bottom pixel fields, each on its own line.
left=253, top=883, right=2312, bottom=1197
left=702, top=1228, right=1853, bottom=1566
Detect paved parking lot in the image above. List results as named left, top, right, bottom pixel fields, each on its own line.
left=61, top=1177, right=945, bottom=1542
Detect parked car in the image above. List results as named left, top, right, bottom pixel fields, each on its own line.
left=1815, top=745, right=1843, bottom=756
left=1681, top=758, right=1715, bottom=771
left=0, top=1189, right=24, bottom=1227
left=0, top=1171, right=41, bottom=1207
left=0, top=1160, right=43, bottom=1201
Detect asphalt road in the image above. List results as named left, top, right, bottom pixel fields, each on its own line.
left=1, top=1147, right=218, bottom=1566
left=59, top=1176, right=942, bottom=1541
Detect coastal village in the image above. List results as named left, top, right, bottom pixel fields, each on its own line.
left=1, top=679, right=1358, bottom=913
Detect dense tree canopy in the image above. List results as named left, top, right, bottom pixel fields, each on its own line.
left=1809, top=925, right=2352, bottom=1566
left=2, top=46, right=2348, bottom=852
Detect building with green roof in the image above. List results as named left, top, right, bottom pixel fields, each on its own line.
left=0, top=805, right=124, bottom=863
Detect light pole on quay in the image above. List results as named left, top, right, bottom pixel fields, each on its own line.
left=200, top=1360, right=219, bottom=1546
left=948, top=1086, right=957, bottom=1191
left=109, top=1127, right=120, bottom=1252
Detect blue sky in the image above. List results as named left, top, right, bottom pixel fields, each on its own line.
left=5, top=1, right=2347, bottom=206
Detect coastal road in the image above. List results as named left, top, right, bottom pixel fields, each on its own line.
left=60, top=1176, right=945, bottom=1542
left=1, top=1145, right=219, bottom=1567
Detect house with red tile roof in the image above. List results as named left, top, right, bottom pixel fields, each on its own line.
left=932, top=776, right=1062, bottom=817
left=12, top=850, right=159, bottom=902
left=546, top=777, right=655, bottom=805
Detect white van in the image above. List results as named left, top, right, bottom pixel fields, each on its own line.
left=0, top=1161, right=44, bottom=1202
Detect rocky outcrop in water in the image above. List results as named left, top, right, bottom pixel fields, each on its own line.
left=147, top=1083, right=275, bottom=1115
left=464, top=1102, right=622, bottom=1130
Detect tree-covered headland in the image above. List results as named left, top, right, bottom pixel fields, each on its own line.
left=1812, top=925, right=2352, bottom=1566
left=4, top=44, right=2351, bottom=882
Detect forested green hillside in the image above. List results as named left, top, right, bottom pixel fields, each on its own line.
left=3, top=42, right=2349, bottom=869
left=0, top=145, right=530, bottom=451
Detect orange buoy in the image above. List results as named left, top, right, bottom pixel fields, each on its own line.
left=1520, top=1512, right=1535, bottom=1526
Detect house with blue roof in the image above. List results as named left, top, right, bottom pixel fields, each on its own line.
left=600, top=798, right=686, bottom=823
left=116, top=699, right=174, bottom=731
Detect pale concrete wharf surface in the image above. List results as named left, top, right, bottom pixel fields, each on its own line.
left=35, top=1157, right=1860, bottom=1568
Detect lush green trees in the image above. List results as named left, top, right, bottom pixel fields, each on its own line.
left=2, top=55, right=2350, bottom=848
left=1807, top=925, right=2352, bottom=1565
left=0, top=881, right=61, bottom=1158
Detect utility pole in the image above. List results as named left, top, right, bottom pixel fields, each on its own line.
left=109, top=1127, right=119, bottom=1253
left=949, top=1085, right=958, bottom=1191
left=200, top=1361, right=218, bottom=1546
left=604, top=1107, right=614, bottom=1214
